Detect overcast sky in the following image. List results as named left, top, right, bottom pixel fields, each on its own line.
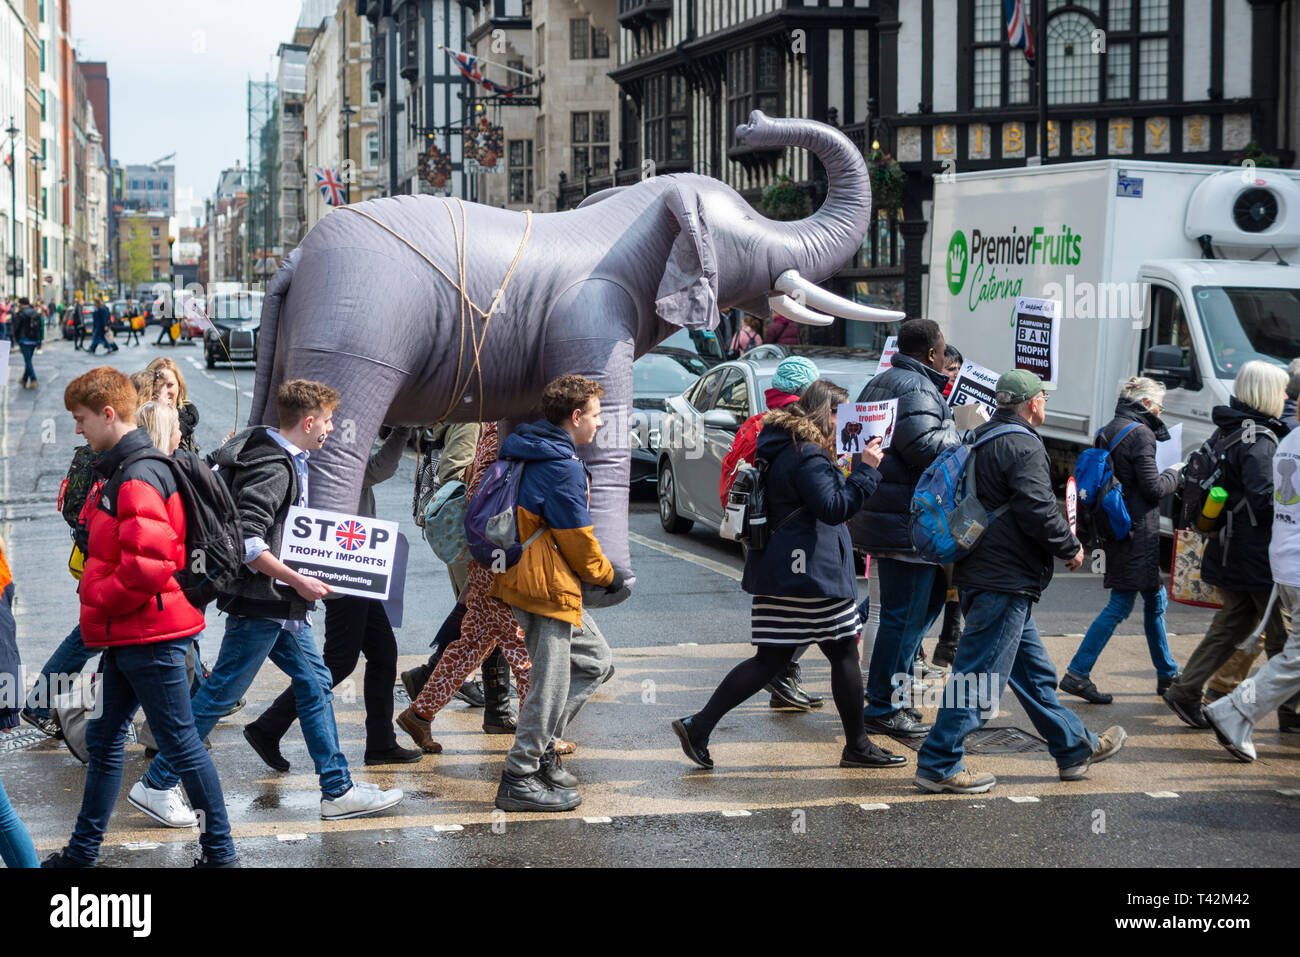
left=73, top=0, right=304, bottom=205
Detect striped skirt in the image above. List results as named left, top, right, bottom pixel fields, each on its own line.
left=750, top=595, right=861, bottom=647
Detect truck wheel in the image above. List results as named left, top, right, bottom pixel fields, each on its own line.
left=658, top=460, right=693, bottom=534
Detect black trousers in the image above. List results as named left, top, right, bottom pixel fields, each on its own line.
left=249, top=595, right=398, bottom=752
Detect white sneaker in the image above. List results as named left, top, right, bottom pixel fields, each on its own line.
left=320, top=782, right=404, bottom=820
left=128, top=781, right=198, bottom=828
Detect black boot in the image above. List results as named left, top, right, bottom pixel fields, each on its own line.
left=481, top=647, right=518, bottom=734
left=400, top=653, right=438, bottom=702
left=766, top=662, right=822, bottom=711
left=932, top=601, right=963, bottom=668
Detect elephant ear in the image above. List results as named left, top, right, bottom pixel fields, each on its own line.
left=655, top=183, right=719, bottom=330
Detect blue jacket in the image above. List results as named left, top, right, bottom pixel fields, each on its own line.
left=742, top=408, right=880, bottom=599
left=488, top=420, right=615, bottom=626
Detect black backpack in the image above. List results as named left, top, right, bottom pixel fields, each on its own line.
left=1175, top=424, right=1274, bottom=532
left=99, top=448, right=244, bottom=611
left=721, top=456, right=805, bottom=551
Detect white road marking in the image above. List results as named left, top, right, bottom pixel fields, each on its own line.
left=242, top=391, right=254, bottom=398
left=275, top=833, right=309, bottom=842
left=720, top=809, right=752, bottom=817
left=1277, top=789, right=1300, bottom=797
left=213, top=380, right=237, bottom=391
left=1146, top=791, right=1179, bottom=798
left=858, top=803, right=890, bottom=811
left=1007, top=796, right=1040, bottom=803
left=433, top=823, right=463, bottom=832
left=186, top=357, right=204, bottom=369
left=583, top=816, right=613, bottom=824
left=628, top=531, right=741, bottom=582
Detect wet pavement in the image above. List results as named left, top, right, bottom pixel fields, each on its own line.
left=2, top=336, right=1297, bottom=867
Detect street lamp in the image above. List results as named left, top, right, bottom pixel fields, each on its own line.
left=5, top=117, right=18, bottom=298
left=58, top=175, right=69, bottom=303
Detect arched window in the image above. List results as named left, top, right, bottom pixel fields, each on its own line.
left=1047, top=11, right=1098, bottom=104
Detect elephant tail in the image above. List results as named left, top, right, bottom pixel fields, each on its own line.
left=249, top=248, right=300, bottom=427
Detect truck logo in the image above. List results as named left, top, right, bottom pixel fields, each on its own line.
left=946, top=231, right=968, bottom=295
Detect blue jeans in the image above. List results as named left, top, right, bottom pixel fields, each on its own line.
left=17, top=340, right=36, bottom=383
left=25, top=624, right=98, bottom=719
left=87, top=329, right=115, bottom=353
left=0, top=773, right=38, bottom=867
left=66, top=637, right=235, bottom=865
left=917, top=589, right=1098, bottom=781
left=863, top=559, right=947, bottom=718
left=1068, top=588, right=1178, bottom=681
left=143, top=615, right=351, bottom=798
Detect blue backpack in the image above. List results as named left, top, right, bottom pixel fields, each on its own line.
left=909, top=424, right=1032, bottom=563
left=463, top=458, right=546, bottom=571
left=1073, top=422, right=1140, bottom=546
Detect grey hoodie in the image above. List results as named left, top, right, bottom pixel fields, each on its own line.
left=209, top=426, right=309, bottom=620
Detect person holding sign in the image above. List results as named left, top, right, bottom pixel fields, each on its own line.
left=673, top=381, right=903, bottom=772
left=848, top=319, right=963, bottom=738
left=916, top=371, right=1127, bottom=794
left=1060, top=378, right=1183, bottom=705
left=131, top=380, right=405, bottom=825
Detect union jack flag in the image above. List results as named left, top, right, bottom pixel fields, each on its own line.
left=315, top=167, right=346, bottom=207
left=447, top=49, right=522, bottom=99
left=1004, top=0, right=1035, bottom=65
left=335, top=520, right=367, bottom=551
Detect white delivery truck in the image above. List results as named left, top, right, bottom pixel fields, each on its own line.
left=927, top=159, right=1300, bottom=483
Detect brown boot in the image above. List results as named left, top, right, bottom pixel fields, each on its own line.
left=396, top=706, right=442, bottom=754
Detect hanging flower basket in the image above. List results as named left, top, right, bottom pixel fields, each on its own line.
left=868, top=149, right=905, bottom=214
left=760, top=174, right=812, bottom=221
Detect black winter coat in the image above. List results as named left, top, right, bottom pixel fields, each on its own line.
left=1200, top=398, right=1287, bottom=594
left=847, top=354, right=963, bottom=554
left=952, top=410, right=1081, bottom=601
left=1097, top=398, right=1180, bottom=593
left=742, top=409, right=880, bottom=599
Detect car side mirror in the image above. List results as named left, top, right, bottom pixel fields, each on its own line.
left=1143, top=344, right=1192, bottom=388
left=701, top=408, right=740, bottom=431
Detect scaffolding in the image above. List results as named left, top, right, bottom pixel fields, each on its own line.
left=247, top=79, right=276, bottom=283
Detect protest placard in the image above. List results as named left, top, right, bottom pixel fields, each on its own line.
left=1012, top=296, right=1060, bottom=385
left=279, top=505, right=401, bottom=600
left=836, top=399, right=898, bottom=454
left=948, top=359, right=1000, bottom=413
left=1155, top=423, right=1184, bottom=474
left=877, top=336, right=898, bottom=371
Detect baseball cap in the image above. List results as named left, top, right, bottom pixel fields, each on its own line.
left=995, top=369, right=1056, bottom=404
left=771, top=355, right=819, bottom=396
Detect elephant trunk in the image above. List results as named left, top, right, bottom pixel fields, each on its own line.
left=734, top=111, right=873, bottom=285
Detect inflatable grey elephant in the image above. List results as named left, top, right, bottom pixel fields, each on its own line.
left=248, top=110, right=903, bottom=600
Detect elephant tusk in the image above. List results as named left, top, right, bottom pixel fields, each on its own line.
left=768, top=293, right=836, bottom=327
left=774, top=269, right=908, bottom=323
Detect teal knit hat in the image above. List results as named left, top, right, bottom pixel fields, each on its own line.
left=771, top=355, right=819, bottom=396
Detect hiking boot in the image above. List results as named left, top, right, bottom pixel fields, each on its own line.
left=481, top=648, right=518, bottom=734
left=765, top=663, right=821, bottom=711
left=914, top=769, right=997, bottom=794
left=396, top=706, right=442, bottom=754
left=539, top=745, right=578, bottom=788
left=1058, top=672, right=1113, bottom=705
left=1164, top=692, right=1210, bottom=729
left=455, top=679, right=486, bottom=708
left=401, top=663, right=433, bottom=702
left=1059, top=725, right=1127, bottom=780
left=495, top=770, right=581, bottom=812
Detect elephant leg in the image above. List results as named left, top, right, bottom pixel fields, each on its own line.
left=542, top=279, right=638, bottom=600
left=280, top=348, right=409, bottom=514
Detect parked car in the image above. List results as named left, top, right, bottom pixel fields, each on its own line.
left=630, top=350, right=702, bottom=492
left=60, top=304, right=95, bottom=340
left=655, top=353, right=881, bottom=535
left=202, top=291, right=265, bottom=367
left=108, top=300, right=136, bottom=333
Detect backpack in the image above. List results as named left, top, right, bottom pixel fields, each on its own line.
left=1073, top=422, right=1141, bottom=546
left=718, top=413, right=762, bottom=509
left=463, top=458, right=546, bottom=571
left=422, top=480, right=468, bottom=564
left=1175, top=424, right=1273, bottom=533
left=92, top=448, right=245, bottom=611
left=909, top=424, right=1032, bottom=563
left=411, top=428, right=446, bottom=527
left=720, top=456, right=805, bottom=550
left=59, top=445, right=102, bottom=530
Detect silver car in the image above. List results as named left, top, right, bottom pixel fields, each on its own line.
left=655, top=353, right=881, bottom=535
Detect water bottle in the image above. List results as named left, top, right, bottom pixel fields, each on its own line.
left=1196, top=486, right=1228, bottom=533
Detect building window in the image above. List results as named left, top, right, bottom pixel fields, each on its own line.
left=644, top=75, right=690, bottom=164
left=152, top=226, right=160, bottom=238
left=509, top=139, right=533, bottom=204
left=727, top=45, right=781, bottom=146
left=620, top=94, right=640, bottom=171
left=569, top=19, right=609, bottom=60
left=570, top=111, right=610, bottom=178
left=152, top=244, right=160, bottom=257
left=1047, top=12, right=1098, bottom=104
left=40, top=90, right=45, bottom=121
left=367, top=132, right=379, bottom=168
left=535, top=23, right=545, bottom=65
left=40, top=40, right=44, bottom=71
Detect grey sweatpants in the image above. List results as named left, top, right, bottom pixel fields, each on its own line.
left=505, top=606, right=612, bottom=777
left=1206, top=584, right=1300, bottom=744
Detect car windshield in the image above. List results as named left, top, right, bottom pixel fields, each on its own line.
left=660, top=326, right=726, bottom=363
left=210, top=293, right=264, bottom=321
left=1193, top=285, right=1300, bottom=378
left=634, top=354, right=698, bottom=394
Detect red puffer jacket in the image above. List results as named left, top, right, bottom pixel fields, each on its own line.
left=77, top=428, right=206, bottom=648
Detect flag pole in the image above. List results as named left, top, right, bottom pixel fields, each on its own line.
left=436, top=43, right=538, bottom=80
left=1035, top=0, right=1048, bottom=163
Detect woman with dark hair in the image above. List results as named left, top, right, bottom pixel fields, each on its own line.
left=672, top=379, right=906, bottom=771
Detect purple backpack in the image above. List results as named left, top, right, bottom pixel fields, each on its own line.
left=464, top=458, right=546, bottom=572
